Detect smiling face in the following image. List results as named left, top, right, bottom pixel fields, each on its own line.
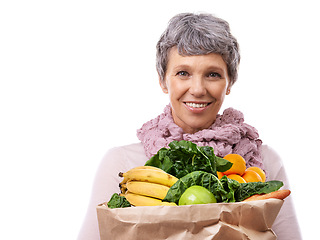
left=160, top=47, right=231, bottom=134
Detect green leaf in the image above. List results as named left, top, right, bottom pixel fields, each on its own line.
left=219, top=175, right=240, bottom=202
left=145, top=140, right=232, bottom=178
left=168, top=140, right=198, bottom=153
left=235, top=180, right=284, bottom=202
left=107, top=193, right=131, bottom=209
left=163, top=171, right=232, bottom=204
left=215, top=156, right=233, bottom=172
left=145, top=148, right=167, bottom=168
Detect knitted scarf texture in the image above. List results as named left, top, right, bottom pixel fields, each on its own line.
left=137, top=104, right=263, bottom=169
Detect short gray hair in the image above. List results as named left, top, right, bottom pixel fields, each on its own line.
left=156, top=13, right=240, bottom=86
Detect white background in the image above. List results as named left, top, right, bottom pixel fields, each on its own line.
left=1, top=0, right=318, bottom=239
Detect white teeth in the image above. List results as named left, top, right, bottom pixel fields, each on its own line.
left=185, top=102, right=208, bottom=108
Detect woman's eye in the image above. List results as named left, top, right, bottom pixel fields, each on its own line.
left=176, top=71, right=189, bottom=77
left=208, top=72, right=222, bottom=78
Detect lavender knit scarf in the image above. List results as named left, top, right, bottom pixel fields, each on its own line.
left=137, top=104, right=264, bottom=170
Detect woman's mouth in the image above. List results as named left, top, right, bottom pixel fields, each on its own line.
left=184, top=102, right=212, bottom=113
left=185, top=102, right=210, bottom=108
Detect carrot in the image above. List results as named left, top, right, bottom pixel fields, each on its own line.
left=242, top=189, right=291, bottom=202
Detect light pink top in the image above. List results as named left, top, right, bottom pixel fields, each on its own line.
left=77, top=143, right=302, bottom=240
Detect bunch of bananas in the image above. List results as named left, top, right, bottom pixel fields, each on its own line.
left=119, top=166, right=178, bottom=206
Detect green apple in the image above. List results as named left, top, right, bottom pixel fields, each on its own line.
left=178, top=185, right=217, bottom=205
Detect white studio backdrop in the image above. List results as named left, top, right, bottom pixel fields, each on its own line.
left=1, top=1, right=318, bottom=239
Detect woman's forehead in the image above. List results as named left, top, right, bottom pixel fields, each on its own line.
left=166, top=47, right=227, bottom=70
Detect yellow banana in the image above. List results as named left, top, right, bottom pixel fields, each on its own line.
left=119, top=183, right=127, bottom=194
left=119, top=166, right=166, bottom=184
left=126, top=181, right=170, bottom=200
left=123, top=192, right=163, bottom=206
left=119, top=168, right=178, bottom=187
left=160, top=202, right=177, bottom=206
left=136, top=166, right=166, bottom=172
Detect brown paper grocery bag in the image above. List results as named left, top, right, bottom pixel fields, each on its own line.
left=96, top=198, right=283, bottom=240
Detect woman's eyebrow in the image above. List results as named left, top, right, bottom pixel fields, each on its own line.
left=177, top=65, right=225, bottom=73
left=172, top=64, right=190, bottom=70
left=207, top=66, right=225, bottom=74
left=171, top=63, right=226, bottom=74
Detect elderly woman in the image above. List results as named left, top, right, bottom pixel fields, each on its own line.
left=77, top=13, right=301, bottom=239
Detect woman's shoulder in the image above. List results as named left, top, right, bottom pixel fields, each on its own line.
left=101, top=142, right=148, bottom=172
left=105, top=142, right=146, bottom=160
left=106, top=142, right=145, bottom=154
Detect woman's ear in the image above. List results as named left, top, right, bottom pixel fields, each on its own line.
left=226, top=80, right=232, bottom=95
left=159, top=76, right=168, bottom=94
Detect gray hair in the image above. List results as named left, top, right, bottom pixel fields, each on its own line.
left=156, top=13, right=240, bottom=86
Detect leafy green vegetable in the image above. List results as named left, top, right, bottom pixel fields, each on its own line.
left=163, top=171, right=219, bottom=203
left=163, top=171, right=284, bottom=204
left=107, top=193, right=131, bottom=209
left=219, top=175, right=240, bottom=202
left=163, top=171, right=239, bottom=203
left=145, top=140, right=232, bottom=178
left=235, top=180, right=284, bottom=202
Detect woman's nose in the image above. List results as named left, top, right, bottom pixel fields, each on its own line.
left=189, top=76, right=206, bottom=97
